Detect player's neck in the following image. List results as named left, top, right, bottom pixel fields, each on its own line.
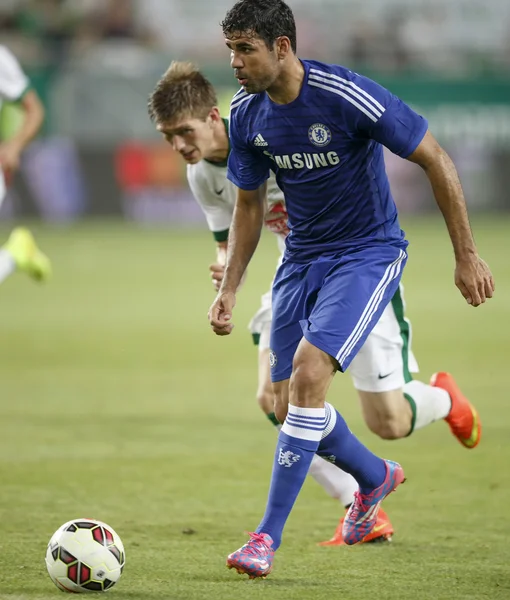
left=266, top=57, right=305, bottom=105
left=205, top=118, right=230, bottom=163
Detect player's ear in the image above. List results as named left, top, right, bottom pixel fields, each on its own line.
left=276, top=36, right=291, bottom=60
left=208, top=106, right=222, bottom=125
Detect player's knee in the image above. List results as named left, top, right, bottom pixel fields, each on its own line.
left=290, top=354, right=328, bottom=399
left=369, top=417, right=409, bottom=440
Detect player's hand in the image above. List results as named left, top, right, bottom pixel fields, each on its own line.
left=209, top=262, right=225, bottom=291
left=455, top=255, right=494, bottom=307
left=0, top=140, right=22, bottom=176
left=208, top=290, right=236, bottom=335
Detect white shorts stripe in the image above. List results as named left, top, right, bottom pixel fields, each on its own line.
left=309, top=68, right=386, bottom=113
left=337, top=253, right=403, bottom=365
left=308, top=73, right=383, bottom=119
left=336, top=250, right=406, bottom=367
left=308, top=81, right=379, bottom=123
left=337, top=253, right=405, bottom=367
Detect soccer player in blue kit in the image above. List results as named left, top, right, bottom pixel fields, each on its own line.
left=208, top=0, right=495, bottom=578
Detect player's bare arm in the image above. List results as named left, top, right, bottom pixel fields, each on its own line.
left=407, top=130, right=494, bottom=307
left=0, top=89, right=44, bottom=174
left=210, top=242, right=227, bottom=291
left=208, top=183, right=266, bottom=335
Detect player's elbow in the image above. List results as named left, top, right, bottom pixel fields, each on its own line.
left=23, top=90, right=45, bottom=131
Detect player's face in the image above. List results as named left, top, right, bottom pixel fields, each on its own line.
left=157, top=115, right=215, bottom=164
left=225, top=35, right=280, bottom=94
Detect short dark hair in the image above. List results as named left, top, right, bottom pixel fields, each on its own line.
left=147, top=61, right=217, bottom=124
left=221, top=0, right=297, bottom=53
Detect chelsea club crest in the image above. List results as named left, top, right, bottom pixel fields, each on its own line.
left=308, top=123, right=332, bottom=147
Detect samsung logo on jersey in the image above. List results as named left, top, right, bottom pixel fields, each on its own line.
left=265, top=151, right=340, bottom=170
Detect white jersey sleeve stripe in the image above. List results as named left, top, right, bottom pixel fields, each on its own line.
left=308, top=73, right=383, bottom=119
left=308, top=81, right=379, bottom=123
left=232, top=88, right=247, bottom=100
left=309, top=68, right=386, bottom=113
left=230, top=94, right=252, bottom=111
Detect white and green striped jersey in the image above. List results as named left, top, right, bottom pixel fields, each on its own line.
left=0, top=45, right=29, bottom=111
left=186, top=120, right=287, bottom=253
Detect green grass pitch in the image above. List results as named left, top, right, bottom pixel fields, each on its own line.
left=0, top=217, right=508, bottom=600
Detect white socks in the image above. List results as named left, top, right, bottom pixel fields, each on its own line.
left=404, top=380, right=451, bottom=431
left=308, top=454, right=358, bottom=506
left=0, top=249, right=15, bottom=284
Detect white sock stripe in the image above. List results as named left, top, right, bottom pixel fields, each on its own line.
left=286, top=419, right=327, bottom=426
left=285, top=422, right=327, bottom=432
left=321, top=403, right=338, bottom=439
left=288, top=405, right=327, bottom=418
left=281, top=422, right=325, bottom=442
left=337, top=253, right=404, bottom=366
left=282, top=405, right=326, bottom=441
left=286, top=414, right=328, bottom=424
left=336, top=250, right=406, bottom=366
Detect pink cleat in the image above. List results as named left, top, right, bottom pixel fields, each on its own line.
left=226, top=532, right=274, bottom=579
left=342, top=460, right=405, bottom=545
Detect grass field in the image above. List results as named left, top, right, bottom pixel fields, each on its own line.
left=0, top=217, right=508, bottom=600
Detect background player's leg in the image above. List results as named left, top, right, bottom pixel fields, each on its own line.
left=0, top=247, right=16, bottom=283
left=358, top=385, right=450, bottom=439
left=257, top=326, right=280, bottom=426
left=0, top=227, right=52, bottom=284
left=350, top=287, right=472, bottom=441
left=0, top=173, right=16, bottom=283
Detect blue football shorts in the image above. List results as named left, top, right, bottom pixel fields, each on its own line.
left=269, top=244, right=408, bottom=382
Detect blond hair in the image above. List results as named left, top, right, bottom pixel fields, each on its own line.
left=148, top=61, right=217, bottom=124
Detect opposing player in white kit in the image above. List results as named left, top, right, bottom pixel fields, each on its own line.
left=0, top=45, right=51, bottom=284
left=148, top=61, right=481, bottom=545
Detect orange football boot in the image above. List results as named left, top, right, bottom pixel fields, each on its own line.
left=431, top=372, right=481, bottom=449
left=318, top=507, right=394, bottom=546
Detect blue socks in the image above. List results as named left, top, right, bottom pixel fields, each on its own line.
left=256, top=405, right=326, bottom=549
left=256, top=403, right=387, bottom=549
left=317, top=403, right=386, bottom=493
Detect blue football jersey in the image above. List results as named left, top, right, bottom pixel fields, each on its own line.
left=227, top=59, right=428, bottom=261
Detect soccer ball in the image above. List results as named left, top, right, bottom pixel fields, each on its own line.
left=45, top=519, right=125, bottom=593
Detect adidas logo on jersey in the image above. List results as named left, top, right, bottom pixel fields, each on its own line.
left=253, top=134, right=268, bottom=147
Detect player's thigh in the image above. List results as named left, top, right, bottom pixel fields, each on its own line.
left=269, top=260, right=311, bottom=383
left=304, top=245, right=408, bottom=373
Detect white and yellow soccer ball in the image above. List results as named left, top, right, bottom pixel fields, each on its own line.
left=45, top=519, right=125, bottom=593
